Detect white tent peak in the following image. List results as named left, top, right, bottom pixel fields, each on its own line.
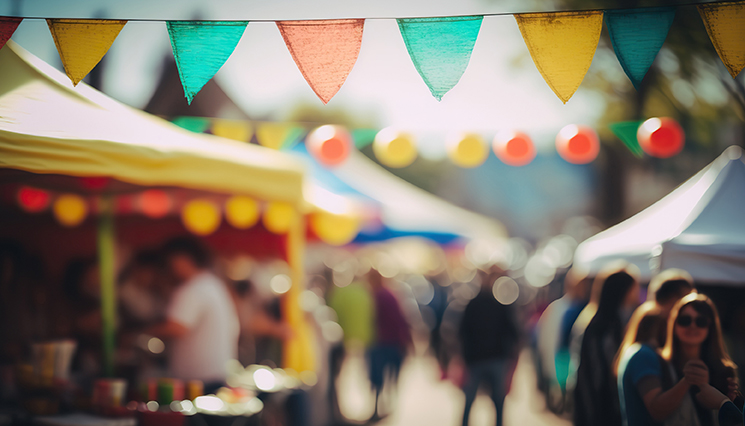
left=574, top=146, right=745, bottom=284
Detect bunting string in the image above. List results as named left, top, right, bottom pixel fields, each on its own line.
left=1, top=0, right=743, bottom=104
left=1, top=0, right=728, bottom=22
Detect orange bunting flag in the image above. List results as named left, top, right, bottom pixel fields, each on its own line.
left=515, top=11, right=603, bottom=103
left=698, top=1, right=745, bottom=78
left=276, top=19, right=364, bottom=104
left=47, top=19, right=127, bottom=86
left=1, top=17, right=22, bottom=51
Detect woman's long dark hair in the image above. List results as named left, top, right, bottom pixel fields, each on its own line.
left=662, top=293, right=738, bottom=395
left=592, top=268, right=638, bottom=328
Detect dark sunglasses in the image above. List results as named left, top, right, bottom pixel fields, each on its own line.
left=676, top=314, right=710, bottom=328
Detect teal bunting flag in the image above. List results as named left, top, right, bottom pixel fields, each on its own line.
left=279, top=126, right=306, bottom=151
left=351, top=128, right=378, bottom=149
left=609, top=121, right=644, bottom=157
left=605, top=8, right=675, bottom=89
left=167, top=21, right=248, bottom=104
left=397, top=16, right=483, bottom=101
left=172, top=116, right=211, bottom=133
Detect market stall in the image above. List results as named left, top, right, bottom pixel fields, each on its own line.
left=0, top=40, right=320, bottom=381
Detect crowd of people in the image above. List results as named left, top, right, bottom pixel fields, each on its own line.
left=4, top=232, right=745, bottom=426
left=536, top=262, right=745, bottom=426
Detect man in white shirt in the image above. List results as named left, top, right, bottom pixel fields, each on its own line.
left=148, top=237, right=239, bottom=392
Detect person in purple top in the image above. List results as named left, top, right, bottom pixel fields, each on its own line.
left=367, top=268, right=412, bottom=421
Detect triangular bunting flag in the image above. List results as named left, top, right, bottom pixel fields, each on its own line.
left=606, top=8, right=675, bottom=89
left=698, top=1, right=745, bottom=78
left=0, top=17, right=22, bottom=51
left=609, top=121, right=644, bottom=157
left=166, top=21, right=248, bottom=104
left=515, top=11, right=603, bottom=103
left=47, top=19, right=127, bottom=86
left=351, top=128, right=379, bottom=149
left=211, top=119, right=252, bottom=142
left=276, top=19, right=364, bottom=104
left=257, top=123, right=305, bottom=150
left=280, top=127, right=306, bottom=151
left=397, top=16, right=483, bottom=101
left=172, top=116, right=210, bottom=133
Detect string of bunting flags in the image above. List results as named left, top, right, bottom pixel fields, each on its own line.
left=0, top=1, right=743, bottom=105
left=172, top=115, right=687, bottom=168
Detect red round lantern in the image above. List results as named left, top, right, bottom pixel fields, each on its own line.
left=637, top=117, right=684, bottom=158
left=306, top=125, right=352, bottom=167
left=493, top=130, right=536, bottom=167
left=17, top=186, right=51, bottom=213
left=139, top=189, right=172, bottom=218
left=555, top=125, right=600, bottom=164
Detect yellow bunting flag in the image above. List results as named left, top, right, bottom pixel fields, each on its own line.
left=256, top=123, right=303, bottom=150
left=515, top=11, right=603, bottom=103
left=211, top=119, right=253, bottom=142
left=698, top=1, right=745, bottom=78
left=47, top=19, right=127, bottom=86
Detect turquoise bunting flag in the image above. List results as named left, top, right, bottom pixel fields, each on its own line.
left=172, top=116, right=211, bottom=133
left=167, top=21, right=248, bottom=104
left=351, top=128, right=379, bottom=149
left=605, top=8, right=675, bottom=89
left=397, top=16, right=483, bottom=101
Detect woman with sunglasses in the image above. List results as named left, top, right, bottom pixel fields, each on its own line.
left=615, top=302, right=711, bottom=426
left=662, top=293, right=743, bottom=425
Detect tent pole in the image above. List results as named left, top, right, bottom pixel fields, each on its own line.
left=97, top=195, right=116, bottom=377
left=282, top=206, right=315, bottom=373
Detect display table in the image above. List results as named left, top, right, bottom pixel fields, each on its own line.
left=33, top=414, right=136, bottom=426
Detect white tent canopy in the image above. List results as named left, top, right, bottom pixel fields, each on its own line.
left=574, top=146, right=745, bottom=285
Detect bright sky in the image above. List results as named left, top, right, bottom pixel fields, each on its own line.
left=4, top=0, right=607, bottom=158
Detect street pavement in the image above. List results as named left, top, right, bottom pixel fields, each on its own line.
left=335, top=349, right=572, bottom=426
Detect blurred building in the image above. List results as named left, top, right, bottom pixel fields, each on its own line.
left=145, top=57, right=250, bottom=121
